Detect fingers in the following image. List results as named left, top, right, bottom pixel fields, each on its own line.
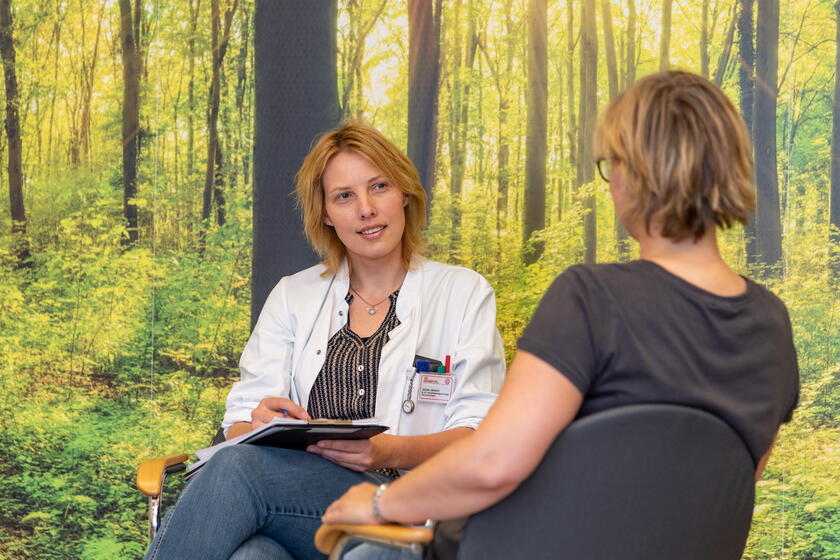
left=261, top=397, right=311, bottom=420
left=314, top=439, right=367, bottom=452
left=322, top=484, right=379, bottom=525
left=307, top=444, right=369, bottom=471
left=251, top=397, right=312, bottom=426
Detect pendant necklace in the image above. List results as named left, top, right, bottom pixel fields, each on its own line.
left=349, top=287, right=391, bottom=315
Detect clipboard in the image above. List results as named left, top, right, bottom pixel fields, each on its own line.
left=239, top=422, right=388, bottom=450
left=186, top=418, right=389, bottom=476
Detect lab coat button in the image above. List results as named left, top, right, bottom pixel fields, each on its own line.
left=338, top=310, right=344, bottom=316
left=316, top=349, right=322, bottom=355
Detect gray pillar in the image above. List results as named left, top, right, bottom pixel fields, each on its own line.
left=252, top=0, right=339, bottom=328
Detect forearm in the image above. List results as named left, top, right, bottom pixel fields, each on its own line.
left=226, top=421, right=252, bottom=440
left=385, top=427, right=473, bottom=470
left=380, top=430, right=520, bottom=523
left=378, top=352, right=584, bottom=524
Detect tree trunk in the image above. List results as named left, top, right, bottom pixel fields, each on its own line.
left=601, top=0, right=618, bottom=100
left=566, top=0, right=577, bottom=180
left=701, top=0, right=710, bottom=78
left=407, top=0, right=441, bottom=204
left=712, top=3, right=736, bottom=87
left=659, top=0, right=673, bottom=72
left=118, top=0, right=141, bottom=245
left=579, top=0, right=597, bottom=263
left=625, top=0, right=636, bottom=88
left=481, top=1, right=514, bottom=235
left=738, top=0, right=759, bottom=263
left=601, top=0, right=628, bottom=257
left=252, top=0, right=336, bottom=326
left=523, top=0, right=547, bottom=265
left=339, top=0, right=384, bottom=119
left=448, top=0, right=478, bottom=258
left=832, top=0, right=840, bottom=279
left=0, top=0, right=29, bottom=266
left=738, top=0, right=755, bottom=136
left=753, top=0, right=782, bottom=270
left=231, top=0, right=250, bottom=191
left=78, top=0, right=105, bottom=165
left=202, top=0, right=238, bottom=238
left=187, top=0, right=200, bottom=187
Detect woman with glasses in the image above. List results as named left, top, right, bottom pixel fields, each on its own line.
left=324, top=71, right=799, bottom=543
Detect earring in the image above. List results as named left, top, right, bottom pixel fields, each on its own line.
left=325, top=219, right=333, bottom=227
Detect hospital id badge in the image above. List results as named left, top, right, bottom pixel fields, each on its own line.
left=417, top=373, right=454, bottom=403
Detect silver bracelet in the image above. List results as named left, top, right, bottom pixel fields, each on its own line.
left=371, top=483, right=390, bottom=522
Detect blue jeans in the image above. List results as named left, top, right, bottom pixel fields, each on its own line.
left=144, top=445, right=393, bottom=560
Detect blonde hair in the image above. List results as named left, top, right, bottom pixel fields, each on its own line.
left=595, top=71, right=755, bottom=240
left=294, top=121, right=427, bottom=275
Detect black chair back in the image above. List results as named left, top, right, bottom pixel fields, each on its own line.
left=458, top=404, right=755, bottom=560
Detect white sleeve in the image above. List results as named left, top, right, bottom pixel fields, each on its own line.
left=442, top=274, right=506, bottom=431
left=222, top=278, right=296, bottom=432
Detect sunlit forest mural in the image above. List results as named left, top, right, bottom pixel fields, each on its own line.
left=0, top=0, right=837, bottom=558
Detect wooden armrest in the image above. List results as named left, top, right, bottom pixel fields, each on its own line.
left=315, top=523, right=433, bottom=555
left=136, top=453, right=189, bottom=497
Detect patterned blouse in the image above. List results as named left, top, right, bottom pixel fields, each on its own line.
left=307, top=290, right=399, bottom=418
left=307, top=290, right=401, bottom=477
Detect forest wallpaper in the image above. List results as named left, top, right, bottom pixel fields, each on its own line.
left=0, top=0, right=838, bottom=558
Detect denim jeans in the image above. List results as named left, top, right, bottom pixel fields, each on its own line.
left=144, top=445, right=393, bottom=560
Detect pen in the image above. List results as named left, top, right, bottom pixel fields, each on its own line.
left=445, top=354, right=451, bottom=373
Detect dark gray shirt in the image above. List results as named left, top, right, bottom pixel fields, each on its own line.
left=518, top=260, right=799, bottom=464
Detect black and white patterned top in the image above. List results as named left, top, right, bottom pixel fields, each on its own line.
left=307, top=290, right=401, bottom=421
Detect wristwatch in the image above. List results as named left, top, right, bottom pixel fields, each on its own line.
left=371, top=482, right=390, bottom=523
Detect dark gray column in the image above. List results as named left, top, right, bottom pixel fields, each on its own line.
left=252, top=0, right=339, bottom=327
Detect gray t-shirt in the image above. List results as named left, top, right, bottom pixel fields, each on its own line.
left=518, top=260, right=799, bottom=465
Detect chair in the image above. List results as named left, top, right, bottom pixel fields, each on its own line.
left=316, top=404, right=756, bottom=560
left=136, top=429, right=226, bottom=541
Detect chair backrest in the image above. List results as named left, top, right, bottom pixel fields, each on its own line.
left=458, top=404, right=756, bottom=560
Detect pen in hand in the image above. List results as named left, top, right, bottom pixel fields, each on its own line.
left=252, top=397, right=311, bottom=428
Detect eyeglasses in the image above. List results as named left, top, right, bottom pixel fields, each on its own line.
left=596, top=158, right=611, bottom=182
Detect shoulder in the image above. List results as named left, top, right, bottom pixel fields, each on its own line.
left=743, top=278, right=793, bottom=324
left=547, top=262, right=629, bottom=294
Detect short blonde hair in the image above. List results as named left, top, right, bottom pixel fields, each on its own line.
left=294, top=121, right=427, bottom=275
left=595, top=71, right=755, bottom=240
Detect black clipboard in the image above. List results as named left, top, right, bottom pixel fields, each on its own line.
left=239, top=422, right=389, bottom=451
left=187, top=420, right=389, bottom=476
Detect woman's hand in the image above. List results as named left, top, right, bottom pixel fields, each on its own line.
left=251, top=397, right=311, bottom=428
left=307, top=433, right=398, bottom=471
left=322, top=482, right=381, bottom=525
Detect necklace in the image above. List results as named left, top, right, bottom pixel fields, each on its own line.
left=349, top=287, right=392, bottom=315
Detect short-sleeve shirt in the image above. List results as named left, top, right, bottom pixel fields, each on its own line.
left=517, top=260, right=799, bottom=465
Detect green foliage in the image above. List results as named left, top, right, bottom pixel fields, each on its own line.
left=0, top=0, right=838, bottom=558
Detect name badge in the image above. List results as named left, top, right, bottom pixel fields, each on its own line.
left=417, top=374, right=454, bottom=403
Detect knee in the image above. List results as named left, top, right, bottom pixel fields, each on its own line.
left=194, top=446, right=260, bottom=487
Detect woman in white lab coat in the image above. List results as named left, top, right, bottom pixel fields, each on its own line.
left=144, top=122, right=505, bottom=560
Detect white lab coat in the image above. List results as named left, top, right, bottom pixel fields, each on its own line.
left=222, top=258, right=506, bottom=438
